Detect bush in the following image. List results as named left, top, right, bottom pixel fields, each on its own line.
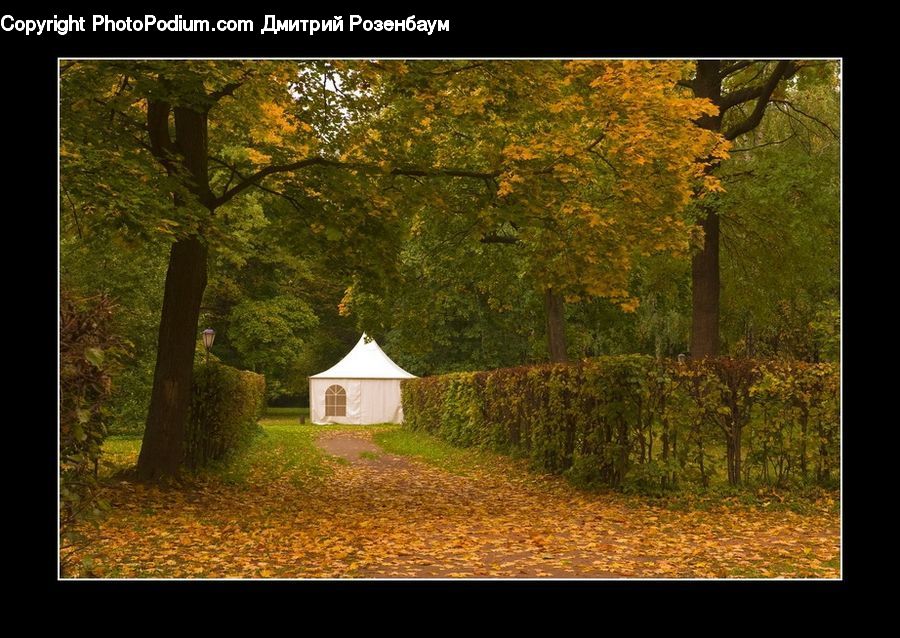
left=401, top=356, right=839, bottom=492
left=751, top=361, right=840, bottom=487
left=185, top=362, right=266, bottom=469
left=60, top=291, right=124, bottom=565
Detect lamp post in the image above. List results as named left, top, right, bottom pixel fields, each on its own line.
left=202, top=328, right=216, bottom=365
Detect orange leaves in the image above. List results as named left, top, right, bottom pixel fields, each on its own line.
left=502, top=144, right=539, bottom=161
left=496, top=171, right=524, bottom=198
left=245, top=148, right=271, bottom=166
left=249, top=101, right=298, bottom=145
left=703, top=174, right=727, bottom=194
left=619, top=298, right=640, bottom=313
left=349, top=60, right=733, bottom=305
left=63, top=423, right=840, bottom=579
left=548, top=94, right=587, bottom=114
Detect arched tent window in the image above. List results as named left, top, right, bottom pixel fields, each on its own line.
left=325, top=385, right=347, bottom=417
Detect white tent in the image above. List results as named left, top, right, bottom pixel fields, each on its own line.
left=309, top=334, right=416, bottom=425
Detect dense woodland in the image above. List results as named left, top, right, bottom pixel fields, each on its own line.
left=60, top=60, right=839, bottom=482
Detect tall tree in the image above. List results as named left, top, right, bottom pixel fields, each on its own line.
left=61, top=60, right=501, bottom=478
left=680, top=60, right=816, bottom=357
left=347, top=60, right=727, bottom=362
left=62, top=61, right=342, bottom=478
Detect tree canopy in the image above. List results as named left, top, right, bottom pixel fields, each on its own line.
left=59, top=59, right=839, bottom=477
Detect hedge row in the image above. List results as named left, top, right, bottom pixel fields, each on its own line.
left=185, top=362, right=266, bottom=469
left=401, top=356, right=839, bottom=491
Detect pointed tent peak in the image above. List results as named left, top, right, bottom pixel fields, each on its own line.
left=309, top=334, right=417, bottom=379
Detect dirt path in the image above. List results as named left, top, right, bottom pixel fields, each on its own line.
left=66, top=425, right=840, bottom=578
left=311, top=430, right=839, bottom=578
left=317, top=431, right=414, bottom=472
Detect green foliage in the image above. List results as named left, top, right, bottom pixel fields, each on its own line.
left=402, top=356, right=839, bottom=492
left=227, top=295, right=318, bottom=374
left=60, top=291, right=125, bottom=567
left=60, top=227, right=167, bottom=433
left=185, top=362, right=266, bottom=469
left=374, top=427, right=508, bottom=477
left=717, top=72, right=839, bottom=360
left=349, top=62, right=840, bottom=369
left=751, top=360, right=840, bottom=487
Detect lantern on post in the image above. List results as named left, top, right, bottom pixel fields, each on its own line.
left=202, top=328, right=216, bottom=366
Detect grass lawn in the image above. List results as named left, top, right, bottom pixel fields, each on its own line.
left=264, top=406, right=310, bottom=418
left=375, top=428, right=526, bottom=477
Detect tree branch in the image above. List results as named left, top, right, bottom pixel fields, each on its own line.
left=62, top=183, right=83, bottom=240
left=724, top=61, right=797, bottom=141
left=719, top=61, right=799, bottom=114
left=91, top=98, right=154, bottom=154
left=252, top=182, right=307, bottom=212
left=210, top=156, right=306, bottom=211
left=429, top=62, right=486, bottom=76
left=589, top=149, right=622, bottom=178
left=730, top=133, right=797, bottom=153
left=207, top=70, right=253, bottom=104
left=771, top=99, right=839, bottom=138
left=719, top=60, right=755, bottom=78
left=480, top=233, right=519, bottom=244
left=214, top=157, right=500, bottom=208
left=719, top=170, right=756, bottom=181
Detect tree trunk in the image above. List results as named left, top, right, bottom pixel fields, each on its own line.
left=726, top=437, right=735, bottom=486
left=687, top=60, right=795, bottom=357
left=690, top=61, right=723, bottom=359
left=137, top=236, right=208, bottom=480
left=724, top=425, right=743, bottom=487
left=697, top=420, right=708, bottom=488
left=544, top=288, right=568, bottom=363
left=137, top=100, right=214, bottom=480
left=661, top=406, right=670, bottom=489
left=799, top=408, right=809, bottom=482
left=691, top=206, right=720, bottom=357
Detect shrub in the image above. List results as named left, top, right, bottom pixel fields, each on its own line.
left=401, top=356, right=839, bottom=492
left=60, top=291, right=124, bottom=567
left=185, top=362, right=266, bottom=469
left=750, top=361, right=840, bottom=487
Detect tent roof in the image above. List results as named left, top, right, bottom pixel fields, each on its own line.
left=309, top=334, right=417, bottom=379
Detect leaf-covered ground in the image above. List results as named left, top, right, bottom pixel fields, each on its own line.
left=65, top=418, right=840, bottom=578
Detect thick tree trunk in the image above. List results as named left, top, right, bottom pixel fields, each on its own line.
left=687, top=60, right=795, bottom=357
left=137, top=236, right=208, bottom=480
left=138, top=99, right=214, bottom=480
left=690, top=61, right=723, bottom=358
left=691, top=206, right=720, bottom=357
left=544, top=288, right=568, bottom=363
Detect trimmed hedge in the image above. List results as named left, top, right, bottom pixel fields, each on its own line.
left=401, top=356, right=839, bottom=491
left=185, top=362, right=266, bottom=469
